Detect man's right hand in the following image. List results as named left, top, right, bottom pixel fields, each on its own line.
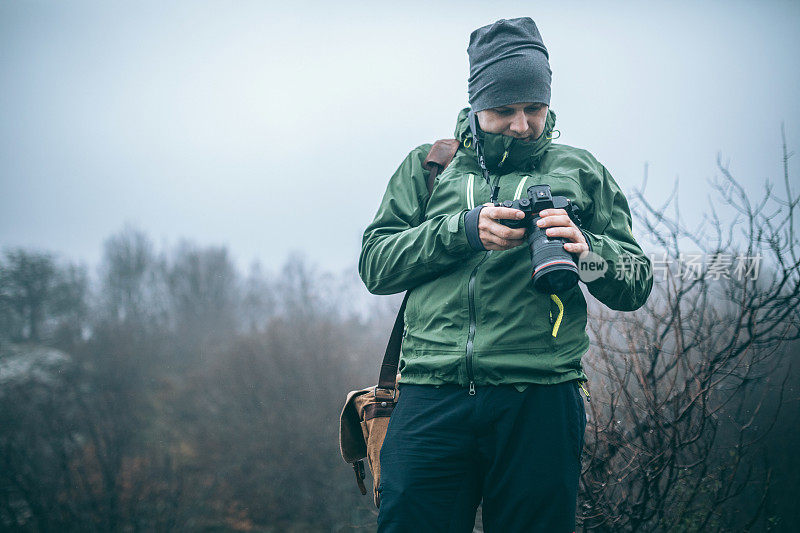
left=477, top=203, right=527, bottom=251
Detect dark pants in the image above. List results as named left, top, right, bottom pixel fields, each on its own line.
left=377, top=381, right=586, bottom=533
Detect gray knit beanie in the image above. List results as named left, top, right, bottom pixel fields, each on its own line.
left=467, top=17, right=551, bottom=112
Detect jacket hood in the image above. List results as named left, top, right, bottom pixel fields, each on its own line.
left=454, top=107, right=556, bottom=173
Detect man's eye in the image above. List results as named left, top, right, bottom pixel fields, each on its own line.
left=496, top=109, right=514, bottom=116
left=526, top=105, right=543, bottom=113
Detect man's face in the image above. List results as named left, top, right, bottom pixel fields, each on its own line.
left=476, top=102, right=549, bottom=142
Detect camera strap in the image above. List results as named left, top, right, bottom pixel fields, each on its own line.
left=468, top=109, right=501, bottom=204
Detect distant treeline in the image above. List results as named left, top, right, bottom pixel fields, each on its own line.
left=0, top=228, right=393, bottom=531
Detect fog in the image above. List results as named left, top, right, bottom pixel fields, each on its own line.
left=2, top=0, right=799, bottom=273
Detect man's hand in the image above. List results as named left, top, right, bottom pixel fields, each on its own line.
left=536, top=208, right=589, bottom=254
left=477, top=203, right=527, bottom=251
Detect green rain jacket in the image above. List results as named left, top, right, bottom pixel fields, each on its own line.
left=359, top=108, right=652, bottom=388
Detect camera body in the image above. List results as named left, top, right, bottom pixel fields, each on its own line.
left=495, top=185, right=581, bottom=293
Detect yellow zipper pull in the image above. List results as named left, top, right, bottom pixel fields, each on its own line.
left=498, top=150, right=509, bottom=167
left=579, top=380, right=591, bottom=402
left=549, top=294, right=564, bottom=337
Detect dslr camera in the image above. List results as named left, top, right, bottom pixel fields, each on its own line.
left=496, top=184, right=581, bottom=293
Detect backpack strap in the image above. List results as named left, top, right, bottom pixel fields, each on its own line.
left=375, top=139, right=459, bottom=396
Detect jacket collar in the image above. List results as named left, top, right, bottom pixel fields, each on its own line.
left=454, top=107, right=556, bottom=173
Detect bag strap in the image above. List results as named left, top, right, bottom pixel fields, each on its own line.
left=423, top=138, right=460, bottom=191
left=375, top=139, right=459, bottom=396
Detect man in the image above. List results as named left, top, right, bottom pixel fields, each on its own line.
left=359, top=17, right=652, bottom=532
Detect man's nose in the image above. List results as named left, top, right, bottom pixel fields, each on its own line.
left=509, top=111, right=529, bottom=134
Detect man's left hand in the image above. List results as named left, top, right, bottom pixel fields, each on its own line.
left=536, top=209, right=589, bottom=255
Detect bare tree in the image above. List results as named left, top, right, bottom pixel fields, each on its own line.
left=163, top=240, right=239, bottom=359
left=0, top=250, right=57, bottom=342
left=171, top=254, right=384, bottom=531
left=578, top=129, right=800, bottom=532
left=0, top=250, right=88, bottom=346
left=98, top=226, right=164, bottom=328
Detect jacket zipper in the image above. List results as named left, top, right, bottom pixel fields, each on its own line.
left=466, top=251, right=490, bottom=395
left=463, top=169, right=511, bottom=394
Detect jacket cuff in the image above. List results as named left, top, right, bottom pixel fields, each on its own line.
left=579, top=229, right=612, bottom=283
left=579, top=228, right=594, bottom=254
left=464, top=205, right=486, bottom=251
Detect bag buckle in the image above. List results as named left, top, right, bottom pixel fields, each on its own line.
left=373, top=386, right=396, bottom=401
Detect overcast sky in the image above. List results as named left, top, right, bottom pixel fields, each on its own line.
left=2, top=0, right=799, bottom=276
